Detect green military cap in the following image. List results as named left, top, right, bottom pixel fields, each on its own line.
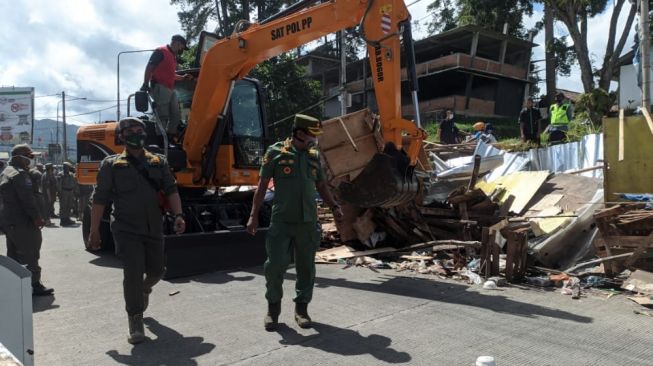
left=293, top=114, right=323, bottom=136
left=118, top=117, right=146, bottom=133
left=36, top=163, right=44, bottom=169
left=45, top=163, right=53, bottom=168
left=63, top=162, right=74, bottom=168
left=11, top=143, right=40, bottom=157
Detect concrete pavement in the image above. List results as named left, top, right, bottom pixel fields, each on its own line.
left=2, top=224, right=652, bottom=365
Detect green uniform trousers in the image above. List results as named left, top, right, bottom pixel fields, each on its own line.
left=60, top=190, right=75, bottom=220
left=4, top=222, right=42, bottom=284
left=264, top=221, right=320, bottom=304
left=113, top=230, right=165, bottom=316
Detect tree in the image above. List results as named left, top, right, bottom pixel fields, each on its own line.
left=171, top=0, right=324, bottom=138
left=250, top=54, right=323, bottom=139
left=545, top=0, right=637, bottom=92
left=170, top=0, right=294, bottom=40
left=427, top=0, right=535, bottom=37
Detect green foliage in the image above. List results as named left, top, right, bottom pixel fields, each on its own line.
left=170, top=0, right=293, bottom=40
left=424, top=116, right=521, bottom=143
left=178, top=44, right=198, bottom=69
left=427, top=0, right=534, bottom=37
left=250, top=54, right=323, bottom=140
left=574, top=88, right=615, bottom=126
left=547, top=36, right=577, bottom=77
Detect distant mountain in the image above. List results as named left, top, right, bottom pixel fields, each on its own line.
left=32, top=119, right=80, bottom=162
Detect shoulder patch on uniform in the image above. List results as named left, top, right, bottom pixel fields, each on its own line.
left=111, top=156, right=130, bottom=167
left=144, top=151, right=162, bottom=165
left=3, top=166, right=20, bottom=178
left=308, top=147, right=319, bottom=159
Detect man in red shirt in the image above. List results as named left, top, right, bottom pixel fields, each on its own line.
left=141, top=34, right=192, bottom=140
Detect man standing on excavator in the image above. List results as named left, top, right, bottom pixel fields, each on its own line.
left=141, top=34, right=193, bottom=141
left=247, top=114, right=343, bottom=331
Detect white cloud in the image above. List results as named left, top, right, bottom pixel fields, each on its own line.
left=0, top=0, right=183, bottom=124
left=1, top=0, right=637, bottom=125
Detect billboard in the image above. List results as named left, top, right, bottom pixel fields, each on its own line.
left=0, top=87, right=34, bottom=146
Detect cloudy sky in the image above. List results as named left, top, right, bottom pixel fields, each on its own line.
left=0, top=0, right=637, bottom=125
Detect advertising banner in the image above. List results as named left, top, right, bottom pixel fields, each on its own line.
left=0, top=87, right=34, bottom=146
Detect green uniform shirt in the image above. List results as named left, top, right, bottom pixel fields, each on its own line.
left=0, top=164, right=42, bottom=226
left=260, top=138, right=326, bottom=223
left=92, top=150, right=178, bottom=238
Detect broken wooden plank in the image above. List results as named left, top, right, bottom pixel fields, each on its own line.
left=315, top=240, right=482, bottom=262
left=564, top=252, right=635, bottom=273
left=619, top=108, right=625, bottom=161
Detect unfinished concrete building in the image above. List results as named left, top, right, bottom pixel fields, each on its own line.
left=300, top=25, right=535, bottom=121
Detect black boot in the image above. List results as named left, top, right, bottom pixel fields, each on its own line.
left=264, top=302, right=281, bottom=331
left=294, top=303, right=312, bottom=328
left=127, top=314, right=145, bottom=344
left=32, top=283, right=54, bottom=296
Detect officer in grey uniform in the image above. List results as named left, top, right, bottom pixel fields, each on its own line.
left=59, top=162, right=77, bottom=226
left=0, top=144, right=53, bottom=296
left=30, top=163, right=52, bottom=227
left=43, top=163, right=58, bottom=219
left=88, top=117, right=186, bottom=345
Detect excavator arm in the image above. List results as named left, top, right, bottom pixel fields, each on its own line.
left=184, top=0, right=426, bottom=194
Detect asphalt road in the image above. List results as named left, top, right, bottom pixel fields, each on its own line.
left=2, top=224, right=652, bottom=366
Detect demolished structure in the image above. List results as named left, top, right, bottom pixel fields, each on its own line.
left=316, top=109, right=652, bottom=307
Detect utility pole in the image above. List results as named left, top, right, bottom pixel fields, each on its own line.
left=62, top=91, right=67, bottom=162
left=339, top=30, right=347, bottom=116
left=641, top=0, right=651, bottom=109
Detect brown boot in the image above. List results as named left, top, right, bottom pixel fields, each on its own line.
left=264, top=302, right=281, bottom=331
left=294, top=303, right=312, bottom=328
left=127, top=314, right=145, bottom=344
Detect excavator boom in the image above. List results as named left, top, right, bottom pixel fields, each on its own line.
left=184, top=0, right=425, bottom=207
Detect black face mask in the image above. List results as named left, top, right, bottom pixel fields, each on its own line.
left=124, top=132, right=147, bottom=149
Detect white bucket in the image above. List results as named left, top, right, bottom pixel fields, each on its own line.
left=476, top=356, right=496, bottom=366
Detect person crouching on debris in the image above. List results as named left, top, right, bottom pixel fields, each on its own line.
left=246, top=114, right=344, bottom=331
left=88, top=117, right=186, bottom=345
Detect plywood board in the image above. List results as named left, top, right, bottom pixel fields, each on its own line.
left=476, top=171, right=550, bottom=215
left=528, top=194, right=564, bottom=212
left=319, top=109, right=383, bottom=182
left=603, top=116, right=653, bottom=203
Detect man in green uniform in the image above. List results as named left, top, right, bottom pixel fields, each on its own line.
left=59, top=162, right=77, bottom=226
left=43, top=163, right=58, bottom=219
left=247, top=114, right=343, bottom=331
left=0, top=144, right=53, bottom=296
left=88, top=117, right=186, bottom=345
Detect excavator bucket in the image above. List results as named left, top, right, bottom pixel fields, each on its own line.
left=319, top=109, right=421, bottom=209
left=337, top=142, right=419, bottom=208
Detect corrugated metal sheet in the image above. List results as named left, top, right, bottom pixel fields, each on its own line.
left=436, top=133, right=604, bottom=181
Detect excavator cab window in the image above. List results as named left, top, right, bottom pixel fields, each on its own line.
left=226, top=79, right=267, bottom=168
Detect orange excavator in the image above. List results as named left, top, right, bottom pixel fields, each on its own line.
left=76, top=0, right=426, bottom=277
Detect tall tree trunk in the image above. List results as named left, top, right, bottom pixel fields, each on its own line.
left=242, top=0, right=251, bottom=22
left=598, top=0, right=637, bottom=90
left=545, top=4, right=556, bottom=105
left=549, top=2, right=594, bottom=92
left=220, top=0, right=230, bottom=35
left=214, top=0, right=226, bottom=37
